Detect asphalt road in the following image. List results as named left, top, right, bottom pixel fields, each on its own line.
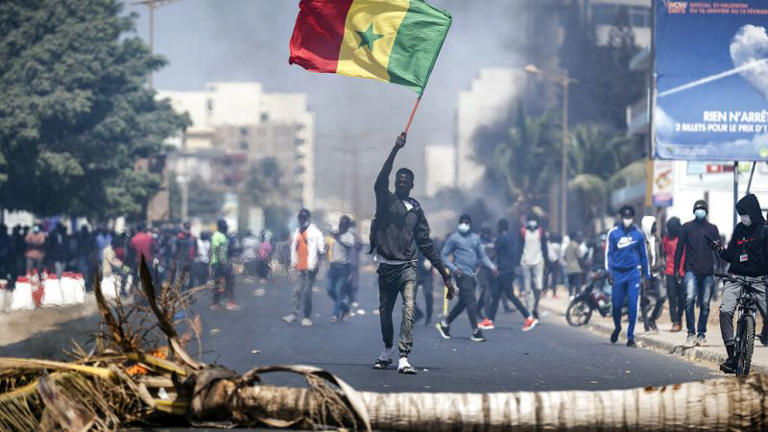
left=3, top=270, right=718, bottom=431
left=191, top=271, right=716, bottom=393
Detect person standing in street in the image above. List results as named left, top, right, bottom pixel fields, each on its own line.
left=674, top=200, right=720, bottom=347
left=715, top=194, right=768, bottom=374
left=436, top=215, right=498, bottom=342
left=486, top=219, right=538, bottom=331
left=606, top=205, right=651, bottom=347
left=564, top=233, right=583, bottom=299
left=283, top=209, right=325, bottom=327
left=210, top=219, right=239, bottom=311
left=370, top=133, right=454, bottom=375
left=662, top=217, right=684, bottom=332
left=517, top=214, right=548, bottom=319
left=24, top=224, right=46, bottom=274
left=326, top=215, right=355, bottom=323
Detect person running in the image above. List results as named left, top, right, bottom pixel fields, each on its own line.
left=674, top=200, right=720, bottom=348
left=283, top=209, right=325, bottom=327
left=715, top=194, right=768, bottom=374
left=326, top=215, right=355, bottom=323
left=476, top=226, right=497, bottom=330
left=436, top=215, right=497, bottom=342
left=486, top=218, right=538, bottom=331
left=370, top=133, right=454, bottom=375
left=606, top=205, right=651, bottom=348
left=517, top=214, right=548, bottom=319
left=210, top=219, right=239, bottom=311
left=662, top=217, right=684, bottom=332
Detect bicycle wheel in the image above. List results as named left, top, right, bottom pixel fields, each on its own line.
left=737, top=315, right=755, bottom=377
left=566, top=299, right=592, bottom=327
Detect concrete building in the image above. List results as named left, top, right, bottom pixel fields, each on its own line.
left=424, top=145, right=456, bottom=197
left=588, top=0, right=651, bottom=48
left=157, top=82, right=315, bottom=217
left=455, top=68, right=526, bottom=189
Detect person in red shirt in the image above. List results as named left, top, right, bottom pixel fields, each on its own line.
left=662, top=217, right=684, bottom=332
left=130, top=224, right=153, bottom=267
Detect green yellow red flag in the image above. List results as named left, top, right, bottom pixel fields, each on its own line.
left=289, top=0, right=452, bottom=95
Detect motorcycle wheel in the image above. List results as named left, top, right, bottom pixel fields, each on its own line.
left=566, top=298, right=593, bottom=327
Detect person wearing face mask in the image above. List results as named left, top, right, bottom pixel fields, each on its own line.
left=517, top=214, right=549, bottom=319
left=674, top=200, right=720, bottom=348
left=436, top=215, right=498, bottom=342
left=714, top=194, right=768, bottom=374
left=605, top=205, right=651, bottom=347
left=370, top=133, right=454, bottom=375
left=282, top=209, right=325, bottom=327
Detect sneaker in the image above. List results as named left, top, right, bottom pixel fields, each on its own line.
left=684, top=334, right=697, bottom=348
left=435, top=322, right=451, bottom=339
left=610, top=328, right=620, bottom=344
left=522, top=317, right=538, bottom=332
left=696, top=335, right=707, bottom=346
left=301, top=318, right=312, bottom=327
left=759, top=332, right=768, bottom=346
left=330, top=316, right=338, bottom=324
left=720, top=357, right=737, bottom=374
left=670, top=322, right=681, bottom=332
left=478, top=318, right=494, bottom=330
left=397, top=357, right=417, bottom=375
left=282, top=313, right=297, bottom=324
left=372, top=358, right=392, bottom=370
left=627, top=339, right=637, bottom=348
left=470, top=329, right=486, bottom=342
left=224, top=301, right=240, bottom=312
left=210, top=303, right=222, bottom=311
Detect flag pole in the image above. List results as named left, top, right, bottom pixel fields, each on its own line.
left=403, top=97, right=422, bottom=134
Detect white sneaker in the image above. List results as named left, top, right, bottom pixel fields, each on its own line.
left=301, top=318, right=313, bottom=327
left=282, top=313, right=296, bottom=324
left=398, top=357, right=417, bottom=374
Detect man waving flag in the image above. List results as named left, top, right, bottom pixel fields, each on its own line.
left=289, top=0, right=452, bottom=96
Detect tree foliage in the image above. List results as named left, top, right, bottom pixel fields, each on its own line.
left=0, top=0, right=189, bottom=219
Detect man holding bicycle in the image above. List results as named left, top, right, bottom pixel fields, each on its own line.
left=714, top=194, right=768, bottom=374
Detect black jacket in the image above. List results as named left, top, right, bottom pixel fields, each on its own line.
left=495, top=231, right=518, bottom=274
left=371, top=149, right=447, bottom=277
left=674, top=218, right=720, bottom=276
left=721, top=194, right=768, bottom=277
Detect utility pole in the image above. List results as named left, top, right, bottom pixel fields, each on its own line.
left=132, top=0, right=177, bottom=88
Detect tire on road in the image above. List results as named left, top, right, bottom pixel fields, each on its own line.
left=566, top=299, right=592, bottom=327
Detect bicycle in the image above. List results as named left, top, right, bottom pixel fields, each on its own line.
left=716, top=272, right=768, bottom=376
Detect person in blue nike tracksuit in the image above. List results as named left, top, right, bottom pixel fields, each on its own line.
left=605, top=205, right=651, bottom=347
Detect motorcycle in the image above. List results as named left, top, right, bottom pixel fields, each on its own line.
left=566, top=269, right=614, bottom=327
left=566, top=268, right=661, bottom=328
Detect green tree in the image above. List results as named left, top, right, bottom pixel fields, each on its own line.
left=0, top=0, right=189, bottom=219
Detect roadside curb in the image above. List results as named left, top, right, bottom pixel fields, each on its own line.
left=539, top=302, right=768, bottom=375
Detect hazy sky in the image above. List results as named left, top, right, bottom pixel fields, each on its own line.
left=125, top=0, right=527, bottom=205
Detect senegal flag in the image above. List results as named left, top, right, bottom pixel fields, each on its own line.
left=289, top=0, right=451, bottom=95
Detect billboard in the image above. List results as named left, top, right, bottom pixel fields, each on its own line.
left=654, top=1, right=768, bottom=161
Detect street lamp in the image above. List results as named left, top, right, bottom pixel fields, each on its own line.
left=525, top=64, right=577, bottom=236
left=132, top=0, right=178, bottom=88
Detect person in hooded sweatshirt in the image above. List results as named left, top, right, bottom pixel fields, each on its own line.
left=716, top=194, right=768, bottom=374
left=662, top=217, right=684, bottom=332
left=674, top=199, right=720, bottom=348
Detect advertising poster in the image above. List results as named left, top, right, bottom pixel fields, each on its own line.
left=655, top=1, right=768, bottom=161
left=652, top=160, right=675, bottom=207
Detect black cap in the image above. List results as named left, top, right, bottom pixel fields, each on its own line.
left=619, top=205, right=635, bottom=218
left=693, top=200, right=708, bottom=213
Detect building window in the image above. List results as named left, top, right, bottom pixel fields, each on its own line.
left=261, top=112, right=269, bottom=122
left=629, top=6, right=650, bottom=28
left=240, top=127, right=248, bottom=136
left=591, top=4, right=649, bottom=28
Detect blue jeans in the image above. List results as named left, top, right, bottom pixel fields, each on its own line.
left=326, top=263, right=351, bottom=319
left=612, top=269, right=641, bottom=340
left=684, top=272, right=713, bottom=336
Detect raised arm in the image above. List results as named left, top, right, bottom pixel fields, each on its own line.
left=374, top=133, right=406, bottom=197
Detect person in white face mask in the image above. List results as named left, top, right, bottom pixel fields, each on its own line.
left=517, top=214, right=549, bottom=320
left=673, top=199, right=720, bottom=348
left=436, top=215, right=498, bottom=343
